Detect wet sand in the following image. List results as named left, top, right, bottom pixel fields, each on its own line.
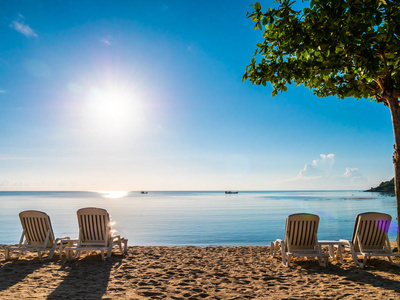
left=0, top=245, right=399, bottom=299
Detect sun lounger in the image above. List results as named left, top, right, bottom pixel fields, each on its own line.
left=271, top=213, right=328, bottom=267
left=64, top=207, right=127, bottom=261
left=340, top=212, right=400, bottom=268
left=5, top=210, right=70, bottom=261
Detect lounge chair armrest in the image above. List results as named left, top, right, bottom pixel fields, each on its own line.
left=339, top=239, right=351, bottom=245
left=55, top=237, right=71, bottom=242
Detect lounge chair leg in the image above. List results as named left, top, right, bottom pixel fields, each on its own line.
left=117, top=237, right=122, bottom=252
left=274, top=240, right=288, bottom=267
left=5, top=249, right=10, bottom=260
left=59, top=243, right=64, bottom=259
left=123, top=239, right=128, bottom=254
left=72, top=250, right=80, bottom=260
left=284, top=255, right=290, bottom=267
left=282, top=255, right=287, bottom=267
left=317, top=256, right=326, bottom=267
left=348, top=248, right=363, bottom=268
left=46, top=246, right=57, bottom=261
left=275, top=242, right=280, bottom=257
left=337, top=245, right=344, bottom=264
left=362, top=256, right=367, bottom=268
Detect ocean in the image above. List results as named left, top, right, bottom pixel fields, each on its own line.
left=0, top=190, right=397, bottom=246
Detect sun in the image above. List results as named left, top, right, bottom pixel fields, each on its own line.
left=85, top=84, right=142, bottom=131
left=89, top=87, right=131, bottom=122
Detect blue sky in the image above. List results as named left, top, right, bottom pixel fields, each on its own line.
left=0, top=0, right=395, bottom=191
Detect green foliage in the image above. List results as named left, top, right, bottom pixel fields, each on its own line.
left=244, top=0, right=400, bottom=102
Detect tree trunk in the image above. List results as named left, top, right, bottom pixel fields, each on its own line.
left=387, top=96, right=400, bottom=250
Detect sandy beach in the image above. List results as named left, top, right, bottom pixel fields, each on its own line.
left=0, top=245, right=399, bottom=299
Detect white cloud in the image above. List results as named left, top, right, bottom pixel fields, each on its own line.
left=298, top=154, right=335, bottom=178
left=344, top=167, right=358, bottom=178
left=100, top=38, right=111, bottom=46
left=275, top=154, right=372, bottom=190
left=343, top=167, right=367, bottom=184
left=0, top=90, right=7, bottom=93
left=10, top=19, right=38, bottom=38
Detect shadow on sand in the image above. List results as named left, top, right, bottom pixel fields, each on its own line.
left=0, top=257, right=44, bottom=291
left=300, top=258, right=400, bottom=295
left=47, top=254, right=123, bottom=299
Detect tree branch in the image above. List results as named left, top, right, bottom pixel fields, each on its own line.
left=380, top=51, right=389, bottom=76
left=376, top=78, right=384, bottom=91
left=361, top=80, right=378, bottom=93
left=354, top=53, right=378, bottom=78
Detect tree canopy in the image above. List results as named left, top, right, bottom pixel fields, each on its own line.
left=243, top=0, right=400, bottom=103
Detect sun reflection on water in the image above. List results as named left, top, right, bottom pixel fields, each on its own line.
left=98, top=191, right=129, bottom=199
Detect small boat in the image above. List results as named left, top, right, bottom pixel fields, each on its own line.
left=225, top=191, right=238, bottom=194
left=140, top=191, right=148, bottom=194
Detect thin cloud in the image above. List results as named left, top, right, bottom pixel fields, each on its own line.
left=0, top=155, right=26, bottom=160
left=343, top=167, right=367, bottom=184
left=0, top=90, right=7, bottom=93
left=9, top=16, right=38, bottom=38
left=100, top=37, right=112, bottom=46
left=0, top=180, right=10, bottom=187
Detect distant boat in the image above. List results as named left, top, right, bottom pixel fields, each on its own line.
left=140, top=191, right=148, bottom=194
left=225, top=191, right=238, bottom=194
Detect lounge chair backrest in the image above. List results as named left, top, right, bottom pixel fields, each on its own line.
left=352, top=212, right=391, bottom=252
left=285, top=213, right=319, bottom=251
left=19, top=210, right=55, bottom=247
left=77, top=207, right=111, bottom=247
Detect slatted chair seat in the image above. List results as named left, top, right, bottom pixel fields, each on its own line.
left=271, top=213, right=328, bottom=267
left=340, top=212, right=400, bottom=268
left=64, top=207, right=126, bottom=261
left=5, top=210, right=69, bottom=261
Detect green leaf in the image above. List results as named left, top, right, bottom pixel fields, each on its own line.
left=335, top=47, right=343, bottom=54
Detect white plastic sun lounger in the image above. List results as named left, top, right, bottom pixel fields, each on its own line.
left=5, top=210, right=70, bottom=261
left=271, top=213, right=328, bottom=267
left=64, top=207, right=126, bottom=261
left=340, top=212, right=400, bottom=268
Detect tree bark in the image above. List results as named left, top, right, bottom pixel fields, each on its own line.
left=387, top=96, right=400, bottom=250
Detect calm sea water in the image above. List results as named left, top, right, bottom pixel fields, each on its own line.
left=0, top=190, right=397, bottom=246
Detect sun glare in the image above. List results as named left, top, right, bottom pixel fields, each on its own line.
left=86, top=85, right=143, bottom=131
left=92, top=88, right=129, bottom=119
left=98, top=191, right=129, bottom=199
